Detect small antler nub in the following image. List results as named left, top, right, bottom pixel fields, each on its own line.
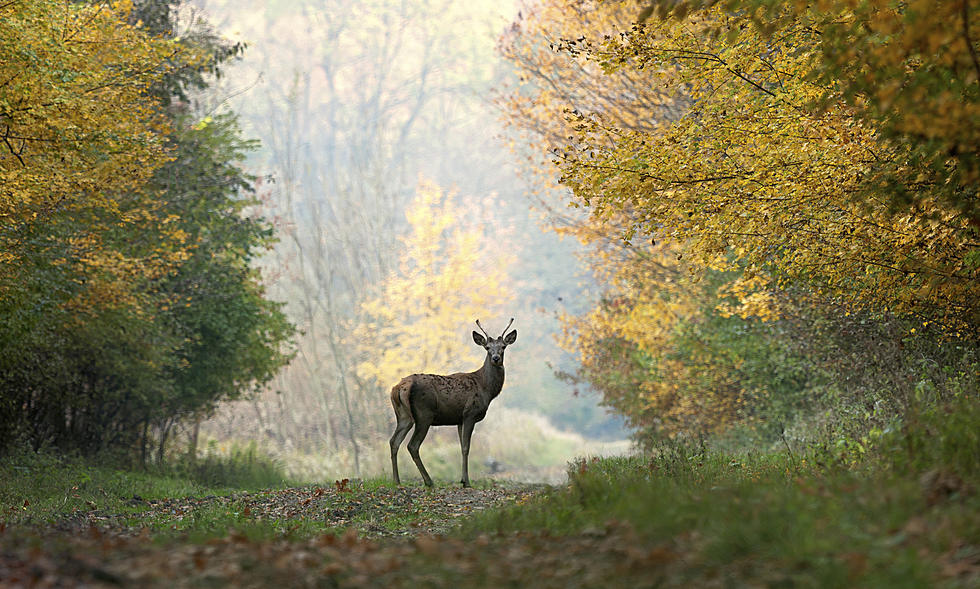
left=500, top=317, right=515, bottom=338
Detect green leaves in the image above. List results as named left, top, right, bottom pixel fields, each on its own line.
left=502, top=0, right=980, bottom=445
left=0, top=0, right=293, bottom=456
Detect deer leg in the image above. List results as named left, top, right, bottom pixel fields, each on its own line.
left=389, top=418, right=413, bottom=485
left=458, top=420, right=475, bottom=488
left=406, top=419, right=434, bottom=487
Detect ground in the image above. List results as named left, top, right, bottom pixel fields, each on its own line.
left=0, top=481, right=567, bottom=588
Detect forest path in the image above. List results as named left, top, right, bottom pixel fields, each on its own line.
left=47, top=479, right=545, bottom=539
left=2, top=481, right=590, bottom=588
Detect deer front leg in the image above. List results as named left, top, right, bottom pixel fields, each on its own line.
left=458, top=420, right=476, bottom=488
left=406, top=419, right=434, bottom=488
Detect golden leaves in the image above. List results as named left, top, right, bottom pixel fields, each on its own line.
left=354, top=179, right=516, bottom=387
left=530, top=1, right=980, bottom=332
left=503, top=0, right=980, bottom=438
left=0, top=0, right=195, bottom=311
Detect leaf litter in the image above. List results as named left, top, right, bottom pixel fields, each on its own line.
left=3, top=481, right=621, bottom=588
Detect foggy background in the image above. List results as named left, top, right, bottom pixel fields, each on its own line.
left=186, top=0, right=629, bottom=483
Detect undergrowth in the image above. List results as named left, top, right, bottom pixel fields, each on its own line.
left=0, top=443, right=293, bottom=526
left=460, top=393, right=980, bottom=587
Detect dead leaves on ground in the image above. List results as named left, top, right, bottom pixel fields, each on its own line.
left=2, top=482, right=978, bottom=588
left=0, top=515, right=692, bottom=589
left=0, top=483, right=547, bottom=588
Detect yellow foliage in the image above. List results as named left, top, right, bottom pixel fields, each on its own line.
left=559, top=222, right=754, bottom=435
left=542, top=2, right=978, bottom=333
left=0, top=0, right=199, bottom=310
left=497, top=0, right=680, bottom=196
left=715, top=274, right=778, bottom=322
left=354, top=179, right=516, bottom=388
left=502, top=0, right=980, bottom=437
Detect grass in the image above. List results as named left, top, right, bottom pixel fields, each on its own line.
left=0, top=445, right=532, bottom=544
left=1, top=395, right=976, bottom=587
left=131, top=498, right=346, bottom=543
left=0, top=443, right=294, bottom=528
left=457, top=394, right=980, bottom=587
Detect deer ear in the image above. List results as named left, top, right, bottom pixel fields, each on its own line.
left=504, top=330, right=517, bottom=345
left=472, top=331, right=487, bottom=346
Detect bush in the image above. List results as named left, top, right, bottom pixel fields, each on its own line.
left=168, top=441, right=291, bottom=489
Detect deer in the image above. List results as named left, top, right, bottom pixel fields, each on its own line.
left=389, top=318, right=517, bottom=488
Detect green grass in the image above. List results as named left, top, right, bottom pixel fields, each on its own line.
left=0, top=445, right=522, bottom=544
left=2, top=395, right=976, bottom=587
left=0, top=444, right=294, bottom=527
left=459, top=395, right=980, bottom=587
left=129, top=498, right=345, bottom=543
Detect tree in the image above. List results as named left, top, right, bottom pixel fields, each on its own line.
left=499, top=0, right=980, bottom=440
left=346, top=179, right=515, bottom=473
left=195, top=0, right=534, bottom=473
left=547, top=2, right=979, bottom=333
left=0, top=0, right=190, bottom=304
left=669, top=0, right=980, bottom=224
left=355, top=179, right=517, bottom=389
left=137, top=111, right=294, bottom=459
left=0, top=0, right=192, bottom=450
left=0, top=0, right=293, bottom=455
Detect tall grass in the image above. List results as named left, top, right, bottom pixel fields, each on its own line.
left=0, top=443, right=292, bottom=525
left=459, top=394, right=980, bottom=587
left=173, top=440, right=290, bottom=489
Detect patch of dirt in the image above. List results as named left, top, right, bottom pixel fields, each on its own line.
left=43, top=481, right=544, bottom=539
left=0, top=482, right=557, bottom=588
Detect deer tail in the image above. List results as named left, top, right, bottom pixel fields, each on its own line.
left=391, top=377, right=415, bottom=423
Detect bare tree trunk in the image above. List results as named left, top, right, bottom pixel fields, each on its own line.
left=140, top=420, right=149, bottom=467
left=157, top=420, right=172, bottom=464
left=187, top=418, right=200, bottom=461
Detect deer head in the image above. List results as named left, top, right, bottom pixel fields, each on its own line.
left=473, top=318, right=517, bottom=367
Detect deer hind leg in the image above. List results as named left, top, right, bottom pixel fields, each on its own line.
left=458, top=420, right=476, bottom=488
left=406, top=418, right=434, bottom=487
left=389, top=416, right=413, bottom=485
left=389, top=379, right=414, bottom=485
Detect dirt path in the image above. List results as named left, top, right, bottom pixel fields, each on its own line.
left=0, top=481, right=771, bottom=588
left=44, top=481, right=544, bottom=539
left=1, top=482, right=569, bottom=588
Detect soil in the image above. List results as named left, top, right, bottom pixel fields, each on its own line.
left=0, top=482, right=569, bottom=588
left=43, top=481, right=545, bottom=538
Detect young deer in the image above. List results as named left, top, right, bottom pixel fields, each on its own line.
left=389, top=318, right=517, bottom=487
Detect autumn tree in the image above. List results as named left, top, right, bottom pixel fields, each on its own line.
left=703, top=0, right=980, bottom=224
left=554, top=3, right=978, bottom=331
left=345, top=180, right=515, bottom=465
left=0, top=0, right=293, bottom=455
left=0, top=0, right=186, bottom=300
left=501, top=0, right=980, bottom=439
left=355, top=179, right=516, bottom=389
left=193, top=0, right=543, bottom=474
left=0, top=0, right=187, bottom=450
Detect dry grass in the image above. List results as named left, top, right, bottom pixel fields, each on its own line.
left=196, top=406, right=631, bottom=485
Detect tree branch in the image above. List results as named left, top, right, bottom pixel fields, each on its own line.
left=962, top=1, right=980, bottom=85
left=2, top=125, right=26, bottom=166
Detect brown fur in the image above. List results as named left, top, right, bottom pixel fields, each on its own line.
left=389, top=321, right=516, bottom=487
